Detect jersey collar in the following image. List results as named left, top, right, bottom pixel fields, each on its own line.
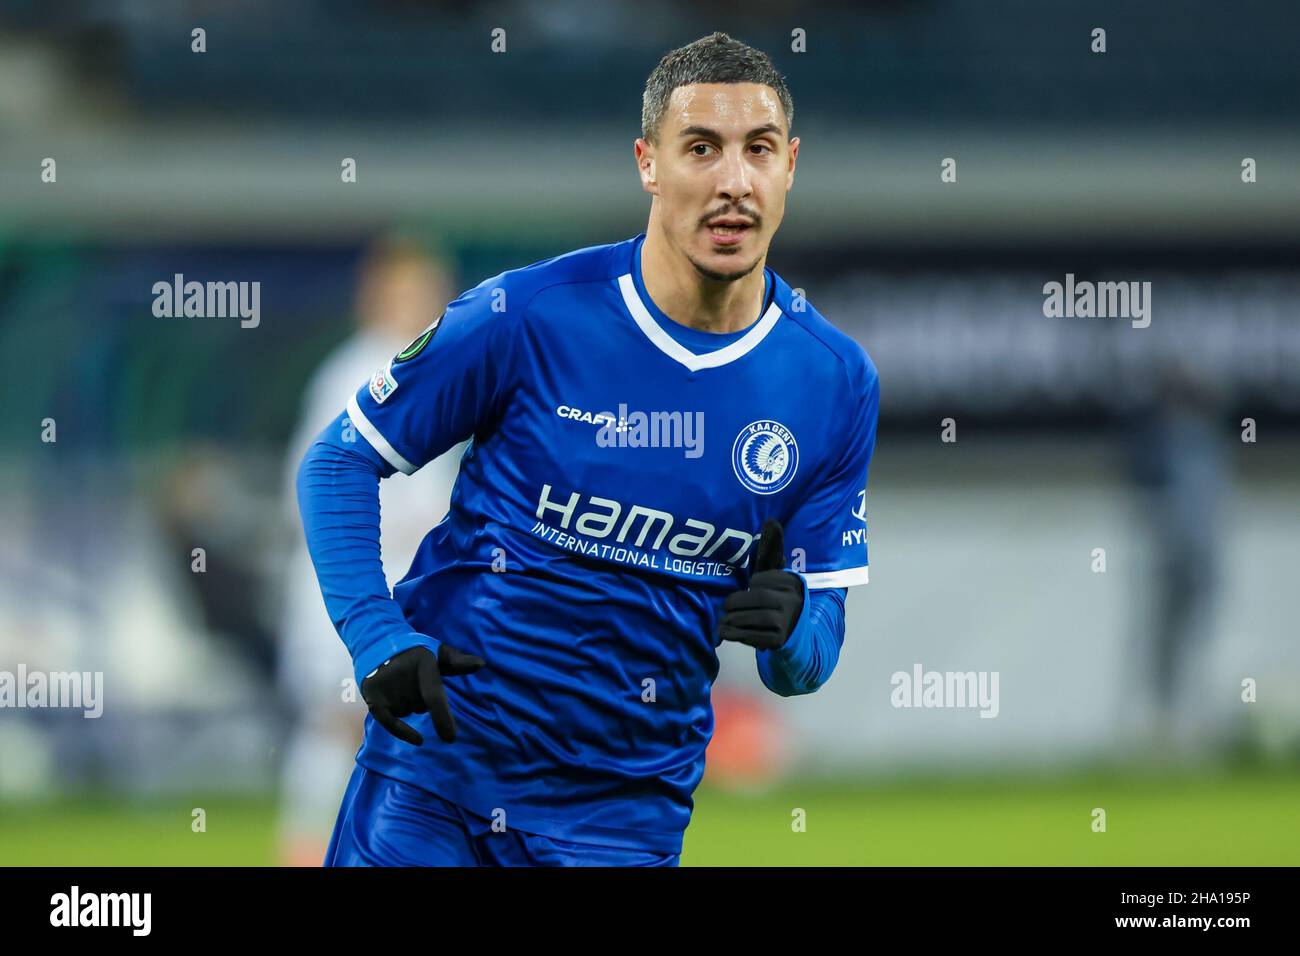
left=618, top=234, right=783, bottom=372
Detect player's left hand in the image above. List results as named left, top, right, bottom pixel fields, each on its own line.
left=361, top=643, right=485, bottom=746
left=716, top=518, right=805, bottom=651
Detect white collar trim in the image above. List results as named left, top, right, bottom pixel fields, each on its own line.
left=617, top=273, right=783, bottom=372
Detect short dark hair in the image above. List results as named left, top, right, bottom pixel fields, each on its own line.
left=641, top=32, right=794, bottom=145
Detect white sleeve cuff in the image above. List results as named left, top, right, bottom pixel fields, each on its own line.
left=801, top=565, right=869, bottom=589
left=346, top=394, right=416, bottom=475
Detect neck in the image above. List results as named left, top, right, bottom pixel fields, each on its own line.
left=640, top=217, right=767, bottom=334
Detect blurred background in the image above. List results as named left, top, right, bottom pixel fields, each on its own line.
left=1, top=0, right=1298, bottom=866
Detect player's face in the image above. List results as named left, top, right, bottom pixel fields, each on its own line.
left=639, top=82, right=798, bottom=282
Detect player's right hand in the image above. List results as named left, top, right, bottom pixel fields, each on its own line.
left=360, top=644, right=485, bottom=746
left=716, top=518, right=805, bottom=651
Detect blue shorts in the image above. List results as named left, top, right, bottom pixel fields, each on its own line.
left=324, top=763, right=680, bottom=867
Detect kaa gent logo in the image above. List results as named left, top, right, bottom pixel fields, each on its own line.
left=732, top=420, right=799, bottom=495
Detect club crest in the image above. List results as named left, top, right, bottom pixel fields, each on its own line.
left=732, top=420, right=799, bottom=495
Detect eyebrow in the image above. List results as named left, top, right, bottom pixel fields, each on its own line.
left=678, top=123, right=784, bottom=141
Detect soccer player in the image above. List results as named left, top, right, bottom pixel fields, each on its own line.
left=297, top=31, right=880, bottom=866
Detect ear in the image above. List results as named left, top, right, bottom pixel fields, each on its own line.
left=635, top=138, right=658, bottom=195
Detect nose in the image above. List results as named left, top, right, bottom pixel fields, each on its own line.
left=716, top=148, right=753, bottom=204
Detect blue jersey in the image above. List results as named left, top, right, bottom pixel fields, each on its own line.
left=339, top=233, right=879, bottom=852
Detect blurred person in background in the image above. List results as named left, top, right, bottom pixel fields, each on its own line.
left=1126, top=356, right=1231, bottom=756
left=276, top=235, right=464, bottom=865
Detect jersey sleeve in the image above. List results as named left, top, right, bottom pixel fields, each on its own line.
left=344, top=276, right=519, bottom=475
left=756, top=587, right=847, bottom=696
left=783, top=353, right=879, bottom=589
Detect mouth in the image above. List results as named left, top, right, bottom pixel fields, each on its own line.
left=705, top=219, right=754, bottom=246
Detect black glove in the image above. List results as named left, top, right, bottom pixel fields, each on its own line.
left=361, top=643, right=485, bottom=746
left=716, top=518, right=805, bottom=651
